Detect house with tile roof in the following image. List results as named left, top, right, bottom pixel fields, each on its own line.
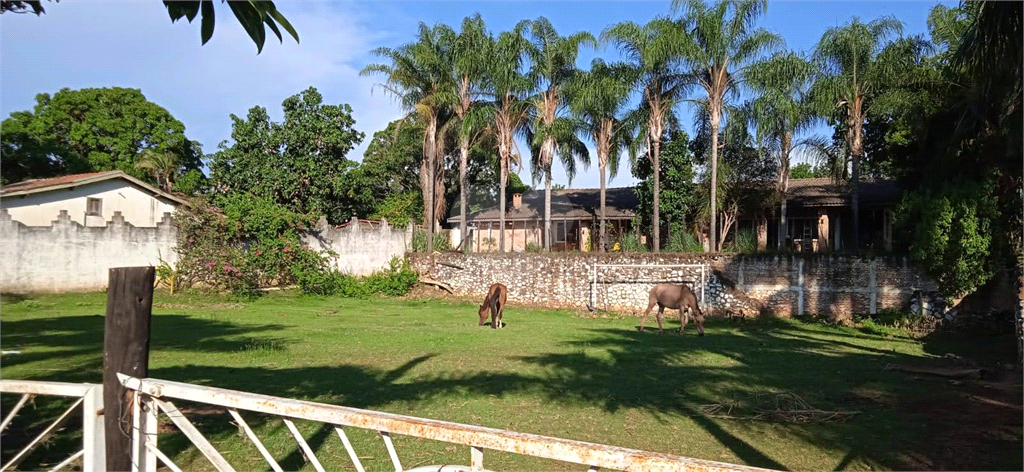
left=447, top=187, right=638, bottom=252
left=450, top=178, right=901, bottom=253
left=741, top=177, right=901, bottom=252
left=0, top=171, right=187, bottom=228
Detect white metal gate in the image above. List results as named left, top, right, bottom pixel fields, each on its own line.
left=2, top=377, right=775, bottom=472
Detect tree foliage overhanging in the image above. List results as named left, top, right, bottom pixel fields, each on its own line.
left=0, top=87, right=202, bottom=186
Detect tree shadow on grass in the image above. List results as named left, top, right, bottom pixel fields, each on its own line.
left=3, top=315, right=1020, bottom=471
left=0, top=313, right=287, bottom=470
left=128, top=320, right=1009, bottom=471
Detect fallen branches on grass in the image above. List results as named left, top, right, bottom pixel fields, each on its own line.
left=699, top=391, right=860, bottom=423
left=419, top=277, right=454, bottom=294
left=883, top=363, right=986, bottom=379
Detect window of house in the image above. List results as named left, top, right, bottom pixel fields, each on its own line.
left=86, top=198, right=102, bottom=216
left=555, top=221, right=566, bottom=243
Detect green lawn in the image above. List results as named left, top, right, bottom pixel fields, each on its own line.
left=1, top=291, right=1020, bottom=471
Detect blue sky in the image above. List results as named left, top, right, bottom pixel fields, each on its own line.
left=1, top=0, right=953, bottom=193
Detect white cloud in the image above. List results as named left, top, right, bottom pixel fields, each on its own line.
left=1, top=0, right=404, bottom=162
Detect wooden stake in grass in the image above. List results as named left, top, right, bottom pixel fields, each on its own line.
left=103, top=266, right=155, bottom=472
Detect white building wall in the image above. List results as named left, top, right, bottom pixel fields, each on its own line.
left=0, top=179, right=178, bottom=227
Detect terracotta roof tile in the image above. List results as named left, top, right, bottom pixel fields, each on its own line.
left=0, top=171, right=122, bottom=194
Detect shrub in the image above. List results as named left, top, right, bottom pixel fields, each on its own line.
left=664, top=225, right=704, bottom=253
left=297, top=257, right=417, bottom=298
left=412, top=228, right=451, bottom=252
left=727, top=229, right=757, bottom=254
left=525, top=242, right=543, bottom=253
left=176, top=194, right=330, bottom=296
left=619, top=232, right=648, bottom=253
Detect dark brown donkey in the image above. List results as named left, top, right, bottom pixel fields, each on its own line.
left=478, top=283, right=507, bottom=329
left=639, top=283, right=705, bottom=336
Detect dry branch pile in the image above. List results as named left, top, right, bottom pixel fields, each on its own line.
left=699, top=391, right=860, bottom=423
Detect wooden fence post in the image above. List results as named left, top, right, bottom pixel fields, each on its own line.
left=104, top=267, right=155, bottom=472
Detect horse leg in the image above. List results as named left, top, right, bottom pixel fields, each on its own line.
left=491, top=302, right=498, bottom=330
left=639, top=299, right=657, bottom=332
left=679, top=307, right=688, bottom=335
left=656, top=305, right=665, bottom=334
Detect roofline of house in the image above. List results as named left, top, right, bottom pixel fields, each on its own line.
left=0, top=171, right=189, bottom=206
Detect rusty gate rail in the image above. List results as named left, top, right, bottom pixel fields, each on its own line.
left=0, top=379, right=105, bottom=472
left=119, top=374, right=777, bottom=472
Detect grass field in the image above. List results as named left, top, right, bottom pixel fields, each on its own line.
left=1, top=290, right=1021, bottom=471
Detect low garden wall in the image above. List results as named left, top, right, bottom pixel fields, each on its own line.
left=410, top=252, right=941, bottom=319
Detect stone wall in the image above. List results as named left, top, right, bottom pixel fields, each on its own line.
left=303, top=217, right=413, bottom=276
left=410, top=252, right=940, bottom=319
left=0, top=209, right=178, bottom=293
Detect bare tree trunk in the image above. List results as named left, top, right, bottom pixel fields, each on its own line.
left=599, top=162, right=607, bottom=253
left=709, top=115, right=720, bottom=254
left=459, top=141, right=470, bottom=252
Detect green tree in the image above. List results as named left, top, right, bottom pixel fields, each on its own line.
left=691, top=106, right=776, bottom=251
left=0, top=87, right=201, bottom=185
left=346, top=118, right=424, bottom=222
left=362, top=23, right=453, bottom=253
left=810, top=16, right=928, bottom=250
left=567, top=59, right=636, bottom=252
left=481, top=26, right=533, bottom=252
left=673, top=0, right=784, bottom=253
left=208, top=87, right=364, bottom=222
left=442, top=14, right=492, bottom=251
left=788, top=162, right=829, bottom=179
left=134, top=149, right=180, bottom=191
left=633, top=130, right=696, bottom=245
left=522, top=17, right=595, bottom=250
left=1, top=1, right=298, bottom=53
left=744, top=51, right=819, bottom=249
left=602, top=17, right=689, bottom=253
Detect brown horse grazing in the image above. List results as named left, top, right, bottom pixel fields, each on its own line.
left=478, top=283, right=507, bottom=329
left=639, top=283, right=705, bottom=336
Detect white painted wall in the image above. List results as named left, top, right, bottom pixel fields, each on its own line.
left=0, top=179, right=178, bottom=227
left=0, top=211, right=178, bottom=293
left=303, top=217, right=413, bottom=276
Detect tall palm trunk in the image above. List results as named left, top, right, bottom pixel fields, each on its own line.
left=459, top=140, right=470, bottom=252
left=709, top=112, right=720, bottom=254
left=499, top=153, right=508, bottom=252
left=541, top=137, right=555, bottom=251
left=597, top=120, right=611, bottom=253
left=423, top=115, right=438, bottom=254
left=652, top=138, right=661, bottom=253
left=545, top=166, right=552, bottom=250
left=778, top=131, right=792, bottom=251
left=848, top=96, right=864, bottom=251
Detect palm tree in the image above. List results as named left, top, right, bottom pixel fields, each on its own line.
left=481, top=27, right=533, bottom=252
left=744, top=51, right=817, bottom=250
left=673, top=0, right=784, bottom=253
left=810, top=16, right=924, bottom=250
left=362, top=22, right=453, bottom=254
left=445, top=14, right=492, bottom=251
left=602, top=18, right=689, bottom=253
left=135, top=149, right=179, bottom=192
left=567, top=59, right=635, bottom=252
left=522, top=17, right=596, bottom=250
